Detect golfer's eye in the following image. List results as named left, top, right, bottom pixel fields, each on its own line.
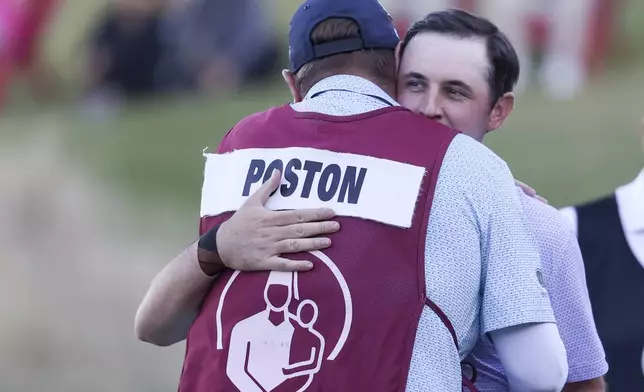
left=405, top=79, right=425, bottom=92
left=446, top=87, right=466, bottom=100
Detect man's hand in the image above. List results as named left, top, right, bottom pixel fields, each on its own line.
left=515, top=179, right=548, bottom=204
left=212, top=170, right=340, bottom=272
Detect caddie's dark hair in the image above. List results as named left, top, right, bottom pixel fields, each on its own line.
left=400, top=9, right=520, bottom=107
left=295, top=18, right=396, bottom=96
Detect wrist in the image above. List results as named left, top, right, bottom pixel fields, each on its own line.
left=197, top=224, right=226, bottom=277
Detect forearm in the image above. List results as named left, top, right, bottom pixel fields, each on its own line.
left=563, top=378, right=606, bottom=392
left=135, top=241, right=217, bottom=346
left=491, top=323, right=568, bottom=392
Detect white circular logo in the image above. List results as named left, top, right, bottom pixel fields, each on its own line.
left=214, top=251, right=353, bottom=392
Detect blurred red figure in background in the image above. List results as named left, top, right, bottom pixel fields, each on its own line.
left=0, top=0, right=60, bottom=109
left=383, top=0, right=618, bottom=100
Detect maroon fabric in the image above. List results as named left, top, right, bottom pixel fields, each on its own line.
left=180, top=104, right=460, bottom=392
left=425, top=298, right=479, bottom=392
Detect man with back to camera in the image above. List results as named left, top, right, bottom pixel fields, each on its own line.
left=394, top=10, right=607, bottom=391
left=135, top=1, right=568, bottom=391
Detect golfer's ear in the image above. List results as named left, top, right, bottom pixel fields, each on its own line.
left=282, top=70, right=302, bottom=103
left=487, top=92, right=515, bottom=132
left=395, top=42, right=402, bottom=73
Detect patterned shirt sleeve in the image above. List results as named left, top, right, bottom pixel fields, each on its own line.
left=531, top=202, right=608, bottom=382
left=460, top=138, right=556, bottom=334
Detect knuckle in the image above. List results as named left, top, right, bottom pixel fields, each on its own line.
left=256, top=246, right=271, bottom=261
left=252, top=258, right=264, bottom=269
left=288, top=239, right=300, bottom=252
left=313, top=223, right=327, bottom=235
left=273, top=242, right=286, bottom=255
left=326, top=221, right=339, bottom=231
left=317, top=238, right=331, bottom=248
left=295, top=225, right=307, bottom=237
left=317, top=209, right=327, bottom=220
left=278, top=261, right=289, bottom=272
left=295, top=212, right=305, bottom=223
left=321, top=208, right=335, bottom=219
left=258, top=228, right=271, bottom=239
left=258, top=215, right=271, bottom=226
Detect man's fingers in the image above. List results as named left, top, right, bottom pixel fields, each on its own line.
left=271, top=208, right=336, bottom=226
left=515, top=179, right=536, bottom=197
left=275, top=237, right=332, bottom=254
left=536, top=195, right=549, bottom=204
left=247, top=169, right=282, bottom=205
left=265, top=256, right=314, bottom=272
left=274, top=221, right=340, bottom=240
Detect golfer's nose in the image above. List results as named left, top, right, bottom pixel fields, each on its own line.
left=420, top=90, right=443, bottom=121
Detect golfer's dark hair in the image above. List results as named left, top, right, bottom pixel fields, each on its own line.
left=400, top=9, right=519, bottom=106
left=295, top=18, right=396, bottom=96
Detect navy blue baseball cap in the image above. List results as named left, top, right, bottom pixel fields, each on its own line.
left=288, top=0, right=400, bottom=73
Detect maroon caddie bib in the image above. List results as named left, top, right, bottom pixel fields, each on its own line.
left=179, top=104, right=476, bottom=391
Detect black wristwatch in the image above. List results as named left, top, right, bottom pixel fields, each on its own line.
left=198, top=223, right=221, bottom=254
left=197, top=224, right=225, bottom=276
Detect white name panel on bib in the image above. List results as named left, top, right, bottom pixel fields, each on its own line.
left=200, top=147, right=426, bottom=228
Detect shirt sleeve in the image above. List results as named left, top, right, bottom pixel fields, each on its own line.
left=462, top=137, right=556, bottom=334
left=424, top=134, right=556, bottom=343
left=540, top=211, right=608, bottom=382
left=558, top=206, right=578, bottom=237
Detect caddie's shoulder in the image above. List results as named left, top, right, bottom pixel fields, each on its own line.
left=226, top=105, right=288, bottom=140
left=220, top=107, right=282, bottom=152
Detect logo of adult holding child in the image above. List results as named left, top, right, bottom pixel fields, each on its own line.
left=215, top=250, right=353, bottom=392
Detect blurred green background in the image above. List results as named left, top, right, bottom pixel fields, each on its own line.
left=7, top=0, right=644, bottom=212
left=1, top=0, right=643, bottom=391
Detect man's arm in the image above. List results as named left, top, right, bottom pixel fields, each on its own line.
left=491, top=324, right=568, bottom=391
left=135, top=172, right=340, bottom=346
left=135, top=241, right=213, bottom=346
left=562, top=379, right=606, bottom=392
left=424, top=135, right=567, bottom=391
left=558, top=206, right=607, bottom=391
left=459, top=138, right=567, bottom=391
left=539, top=207, right=608, bottom=387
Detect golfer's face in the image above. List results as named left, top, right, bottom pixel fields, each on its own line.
left=397, top=33, right=494, bottom=141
